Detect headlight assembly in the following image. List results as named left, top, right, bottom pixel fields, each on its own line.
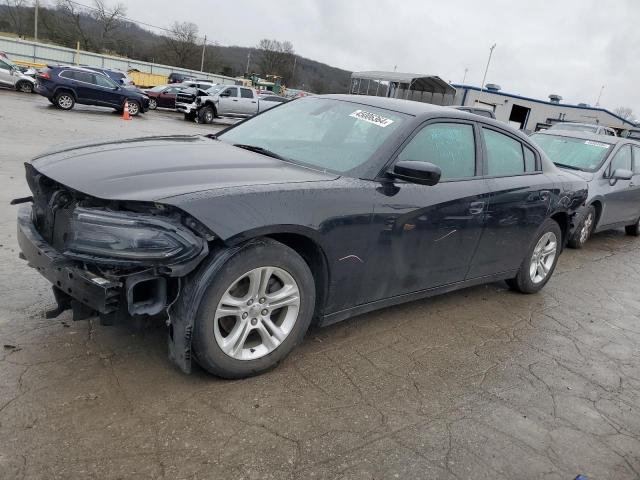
left=65, top=207, right=206, bottom=266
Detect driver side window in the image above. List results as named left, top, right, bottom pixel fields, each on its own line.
left=609, top=145, right=632, bottom=175
left=396, top=123, right=476, bottom=180
left=223, top=87, right=238, bottom=97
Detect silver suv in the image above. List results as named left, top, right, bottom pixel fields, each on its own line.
left=0, top=56, right=36, bottom=93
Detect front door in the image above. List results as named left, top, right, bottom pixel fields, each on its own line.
left=217, top=87, right=239, bottom=115
left=0, top=59, right=15, bottom=87
left=599, top=145, right=637, bottom=226
left=361, top=121, right=490, bottom=303
left=91, top=73, right=123, bottom=107
left=468, top=126, right=551, bottom=278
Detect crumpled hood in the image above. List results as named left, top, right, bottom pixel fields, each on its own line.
left=29, top=135, right=338, bottom=201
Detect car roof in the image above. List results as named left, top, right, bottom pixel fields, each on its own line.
left=533, top=129, right=640, bottom=146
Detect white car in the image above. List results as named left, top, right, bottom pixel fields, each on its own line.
left=0, top=57, right=36, bottom=93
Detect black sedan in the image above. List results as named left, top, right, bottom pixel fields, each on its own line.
left=15, top=95, right=587, bottom=378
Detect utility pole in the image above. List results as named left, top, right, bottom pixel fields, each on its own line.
left=462, top=67, right=468, bottom=84
left=200, top=35, right=207, bottom=72
left=245, top=51, right=251, bottom=75
left=290, top=55, right=297, bottom=86
left=595, top=85, right=605, bottom=106
left=480, top=43, right=497, bottom=93
left=34, top=0, right=39, bottom=41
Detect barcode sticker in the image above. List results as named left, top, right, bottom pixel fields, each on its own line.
left=349, top=110, right=394, bottom=127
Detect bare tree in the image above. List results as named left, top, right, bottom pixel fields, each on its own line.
left=256, top=38, right=295, bottom=80
left=4, top=0, right=29, bottom=37
left=92, top=0, right=126, bottom=52
left=56, top=0, right=92, bottom=50
left=614, top=106, right=636, bottom=122
left=165, top=21, right=199, bottom=68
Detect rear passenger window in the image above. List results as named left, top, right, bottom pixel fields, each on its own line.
left=73, top=71, right=93, bottom=83
left=610, top=145, right=632, bottom=174
left=397, top=123, right=476, bottom=179
left=483, top=128, right=527, bottom=176
left=240, top=88, right=253, bottom=98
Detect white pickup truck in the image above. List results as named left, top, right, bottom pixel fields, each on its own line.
left=176, top=84, right=260, bottom=123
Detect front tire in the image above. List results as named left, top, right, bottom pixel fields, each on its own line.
left=568, top=205, right=595, bottom=249
left=192, top=239, right=315, bottom=378
left=625, top=216, right=640, bottom=236
left=148, top=98, right=157, bottom=110
left=54, top=91, right=75, bottom=110
left=127, top=100, right=140, bottom=116
left=198, top=105, right=215, bottom=124
left=506, top=218, right=562, bottom=294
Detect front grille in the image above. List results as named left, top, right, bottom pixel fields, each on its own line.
left=176, top=92, right=195, bottom=104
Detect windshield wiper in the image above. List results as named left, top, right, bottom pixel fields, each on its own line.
left=233, top=144, right=287, bottom=161
left=553, top=162, right=583, bottom=171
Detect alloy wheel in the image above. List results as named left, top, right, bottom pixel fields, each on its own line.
left=128, top=101, right=139, bottom=116
left=213, top=266, right=300, bottom=361
left=579, top=212, right=593, bottom=244
left=149, top=98, right=157, bottom=109
left=19, top=82, right=33, bottom=93
left=58, top=95, right=73, bottom=109
left=529, top=232, right=558, bottom=284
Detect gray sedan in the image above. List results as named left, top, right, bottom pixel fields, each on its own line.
left=531, top=130, right=640, bottom=247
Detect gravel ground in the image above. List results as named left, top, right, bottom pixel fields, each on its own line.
left=1, top=90, right=639, bottom=480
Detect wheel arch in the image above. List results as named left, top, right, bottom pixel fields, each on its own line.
left=589, top=198, right=604, bottom=227
left=550, top=211, right=569, bottom=245
left=53, top=87, right=76, bottom=99
left=224, top=226, right=330, bottom=323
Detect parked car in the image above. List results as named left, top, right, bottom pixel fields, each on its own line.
left=82, top=66, right=134, bottom=86
left=176, top=84, right=263, bottom=123
left=15, top=95, right=587, bottom=378
left=454, top=105, right=496, bottom=119
left=0, top=56, right=36, bottom=93
left=168, top=72, right=196, bottom=84
left=144, top=84, right=186, bottom=110
left=531, top=130, right=640, bottom=247
left=34, top=66, right=150, bottom=116
left=258, top=94, right=289, bottom=111
left=622, top=128, right=640, bottom=141
left=548, top=122, right=617, bottom=136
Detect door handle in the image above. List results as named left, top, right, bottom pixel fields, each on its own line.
left=232, top=99, right=238, bottom=101
left=469, top=201, right=485, bottom=215
left=251, top=101, right=257, bottom=103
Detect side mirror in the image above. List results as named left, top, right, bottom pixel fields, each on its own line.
left=390, top=160, right=441, bottom=186
left=611, top=168, right=633, bottom=182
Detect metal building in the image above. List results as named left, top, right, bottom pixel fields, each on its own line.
left=350, top=71, right=456, bottom=106
left=452, top=83, right=634, bottom=132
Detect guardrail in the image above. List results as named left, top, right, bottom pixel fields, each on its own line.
left=0, top=35, right=238, bottom=86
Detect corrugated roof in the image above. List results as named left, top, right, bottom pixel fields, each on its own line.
left=351, top=71, right=455, bottom=95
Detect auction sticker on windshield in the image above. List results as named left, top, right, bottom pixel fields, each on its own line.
left=349, top=110, right=394, bottom=127
left=584, top=140, right=610, bottom=148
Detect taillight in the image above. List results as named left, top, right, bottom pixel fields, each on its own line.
left=37, top=72, right=51, bottom=80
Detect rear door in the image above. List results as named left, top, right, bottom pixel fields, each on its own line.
left=239, top=87, right=258, bottom=115
left=64, top=70, right=95, bottom=103
left=468, top=126, right=551, bottom=278
left=599, top=144, right=636, bottom=226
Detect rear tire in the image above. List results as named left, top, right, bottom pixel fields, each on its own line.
left=506, top=219, right=562, bottom=294
left=192, top=238, right=315, bottom=378
left=16, top=81, right=33, bottom=93
left=568, top=205, right=595, bottom=249
left=625, top=216, right=640, bottom=236
left=54, top=91, right=75, bottom=110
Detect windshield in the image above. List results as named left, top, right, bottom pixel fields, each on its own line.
left=550, top=123, right=598, bottom=133
left=206, top=85, right=224, bottom=94
left=218, top=97, right=407, bottom=173
left=530, top=133, right=612, bottom=171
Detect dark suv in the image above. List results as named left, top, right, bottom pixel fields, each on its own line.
left=35, top=66, right=150, bottom=116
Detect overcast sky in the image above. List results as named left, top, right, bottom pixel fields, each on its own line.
left=127, top=0, right=640, bottom=113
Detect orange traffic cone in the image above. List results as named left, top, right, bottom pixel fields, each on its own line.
left=122, top=99, right=131, bottom=120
